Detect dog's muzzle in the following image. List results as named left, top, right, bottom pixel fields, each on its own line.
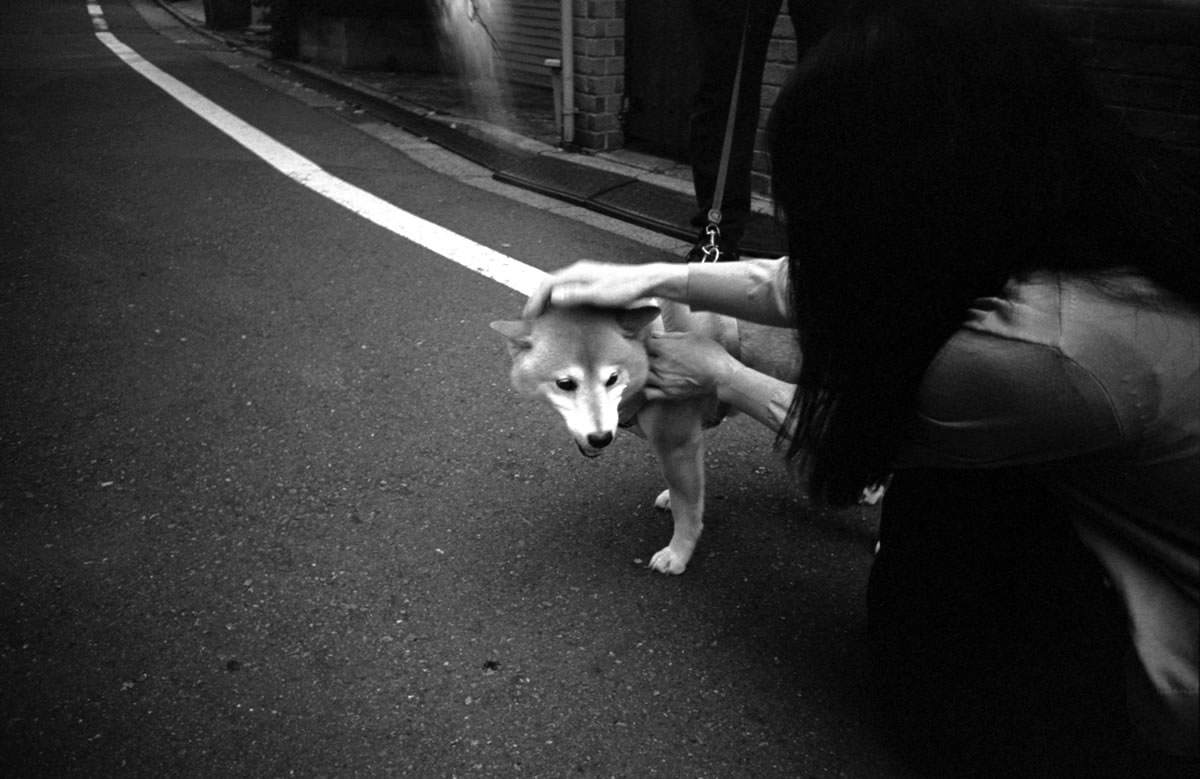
left=576, top=431, right=614, bottom=458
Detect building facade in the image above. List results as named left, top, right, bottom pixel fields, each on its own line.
left=510, top=0, right=1196, bottom=192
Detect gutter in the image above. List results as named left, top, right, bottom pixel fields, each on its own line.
left=560, top=0, right=575, bottom=146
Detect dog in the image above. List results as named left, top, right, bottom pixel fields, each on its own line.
left=492, top=300, right=801, bottom=574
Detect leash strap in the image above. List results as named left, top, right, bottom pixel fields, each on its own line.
left=700, top=10, right=750, bottom=263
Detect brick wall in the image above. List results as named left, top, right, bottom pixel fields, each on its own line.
left=1036, top=0, right=1199, bottom=157
left=754, top=13, right=800, bottom=194
left=747, top=0, right=1199, bottom=192
left=572, top=0, right=626, bottom=150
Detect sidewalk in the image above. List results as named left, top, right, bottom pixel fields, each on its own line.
left=154, top=0, right=786, bottom=257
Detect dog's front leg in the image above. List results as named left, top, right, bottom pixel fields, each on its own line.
left=639, top=400, right=706, bottom=574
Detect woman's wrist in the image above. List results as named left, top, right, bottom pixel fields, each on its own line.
left=712, top=354, right=743, bottom=399
left=647, top=263, right=689, bottom=301
left=714, top=360, right=794, bottom=435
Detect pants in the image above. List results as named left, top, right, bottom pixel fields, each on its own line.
left=687, top=1, right=841, bottom=250
left=686, top=0, right=783, bottom=250
left=867, top=468, right=1137, bottom=775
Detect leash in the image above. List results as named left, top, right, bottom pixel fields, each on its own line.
left=698, top=10, right=750, bottom=263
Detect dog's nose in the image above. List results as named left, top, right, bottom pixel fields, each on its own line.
left=587, top=432, right=614, bottom=449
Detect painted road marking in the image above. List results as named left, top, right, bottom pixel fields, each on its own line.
left=86, top=3, right=108, bottom=31
left=87, top=3, right=547, bottom=296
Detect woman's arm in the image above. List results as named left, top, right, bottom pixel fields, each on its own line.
left=524, top=258, right=794, bottom=325
left=686, top=258, right=795, bottom=326
left=718, top=362, right=797, bottom=434
left=644, top=332, right=796, bottom=436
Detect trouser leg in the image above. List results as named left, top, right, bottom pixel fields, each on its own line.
left=687, top=0, right=782, bottom=251
left=787, top=0, right=844, bottom=55
left=867, top=468, right=1128, bottom=774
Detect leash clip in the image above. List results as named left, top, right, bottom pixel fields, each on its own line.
left=700, top=223, right=722, bottom=263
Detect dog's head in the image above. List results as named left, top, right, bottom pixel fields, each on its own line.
left=491, top=305, right=661, bottom=457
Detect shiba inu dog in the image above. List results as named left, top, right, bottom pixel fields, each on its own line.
left=492, top=301, right=800, bottom=574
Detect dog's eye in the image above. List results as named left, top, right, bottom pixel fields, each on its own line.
left=605, top=372, right=620, bottom=388
left=555, top=378, right=577, bottom=392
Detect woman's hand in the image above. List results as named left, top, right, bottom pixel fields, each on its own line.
left=524, top=261, right=686, bottom=319
left=643, top=332, right=739, bottom=402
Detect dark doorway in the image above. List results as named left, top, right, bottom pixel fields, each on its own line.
left=623, top=0, right=701, bottom=161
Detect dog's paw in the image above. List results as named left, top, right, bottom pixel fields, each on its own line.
left=653, top=489, right=671, bottom=511
left=648, top=545, right=688, bottom=575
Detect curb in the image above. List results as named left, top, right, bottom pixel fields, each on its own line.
left=149, top=1, right=786, bottom=256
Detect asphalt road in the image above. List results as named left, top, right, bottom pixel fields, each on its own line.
left=1, top=1, right=899, bottom=776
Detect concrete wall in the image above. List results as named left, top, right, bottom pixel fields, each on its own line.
left=297, top=9, right=438, bottom=72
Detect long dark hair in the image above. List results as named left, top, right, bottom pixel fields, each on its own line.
left=768, top=0, right=1200, bottom=505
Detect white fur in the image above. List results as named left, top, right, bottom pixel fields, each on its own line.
left=492, top=303, right=799, bottom=574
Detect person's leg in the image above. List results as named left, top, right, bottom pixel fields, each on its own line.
left=1072, top=517, right=1199, bottom=762
left=787, top=0, right=844, bottom=56
left=687, top=0, right=782, bottom=257
left=867, top=468, right=1129, bottom=775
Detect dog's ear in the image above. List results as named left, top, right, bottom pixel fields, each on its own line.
left=490, top=319, right=533, bottom=355
left=616, top=304, right=661, bottom=338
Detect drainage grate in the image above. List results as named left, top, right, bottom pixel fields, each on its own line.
left=495, top=156, right=636, bottom=202
left=590, top=180, right=696, bottom=240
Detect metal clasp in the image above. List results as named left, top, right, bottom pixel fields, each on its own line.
left=700, top=223, right=722, bottom=263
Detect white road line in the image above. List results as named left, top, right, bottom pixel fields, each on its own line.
left=87, top=3, right=546, bottom=296
left=86, top=2, right=108, bottom=30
